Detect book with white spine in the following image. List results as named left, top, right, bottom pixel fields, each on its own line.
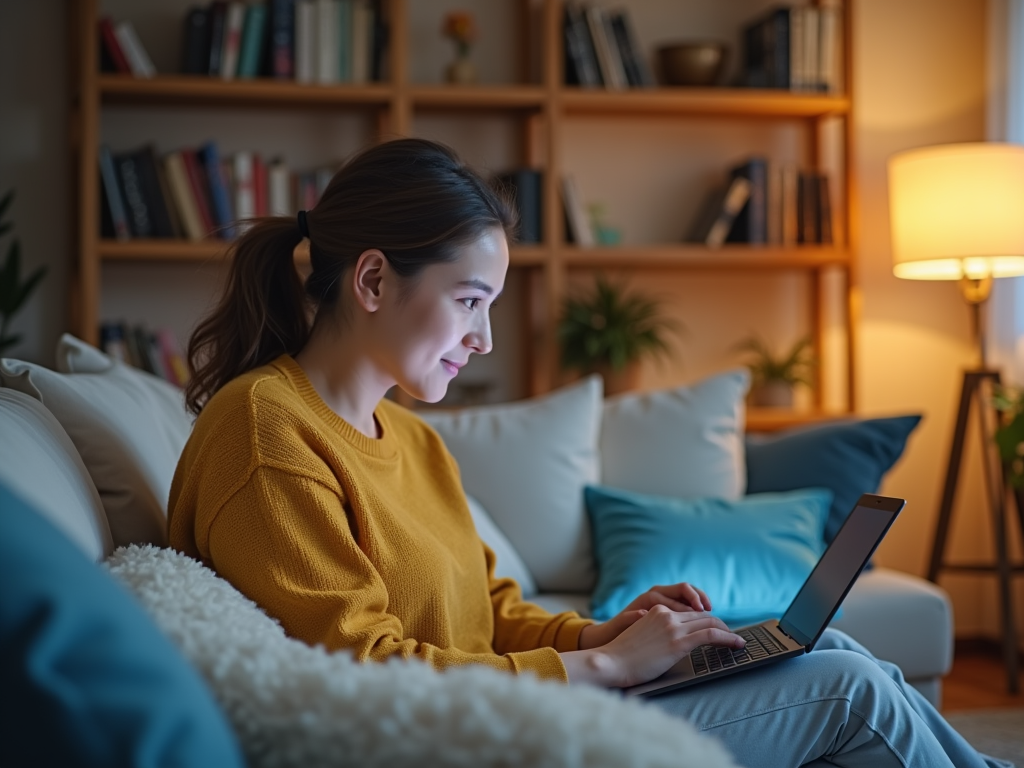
left=232, top=151, right=257, bottom=229
left=220, top=2, right=247, bottom=80
left=295, top=1, right=317, bottom=84
left=316, top=0, right=340, bottom=84
left=113, top=20, right=156, bottom=78
left=268, top=159, right=293, bottom=216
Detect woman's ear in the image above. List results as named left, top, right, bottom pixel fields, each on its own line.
left=351, top=249, right=388, bottom=313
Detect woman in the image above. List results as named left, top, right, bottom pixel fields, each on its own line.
left=169, top=138, right=1010, bottom=768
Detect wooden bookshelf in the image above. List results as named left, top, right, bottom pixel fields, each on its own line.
left=72, top=0, right=858, bottom=418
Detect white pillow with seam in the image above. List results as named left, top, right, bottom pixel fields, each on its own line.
left=466, top=494, right=537, bottom=598
left=600, top=369, right=750, bottom=501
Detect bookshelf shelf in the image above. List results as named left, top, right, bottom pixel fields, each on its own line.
left=562, top=245, right=851, bottom=270
left=746, top=408, right=846, bottom=433
left=98, top=74, right=393, bottom=109
left=409, top=85, right=547, bottom=111
left=560, top=88, right=851, bottom=119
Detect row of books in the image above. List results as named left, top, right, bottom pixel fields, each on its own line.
left=100, top=323, right=188, bottom=388
left=689, top=158, right=834, bottom=248
left=564, top=2, right=653, bottom=89
left=490, top=169, right=595, bottom=247
left=742, top=5, right=843, bottom=93
left=100, top=142, right=338, bottom=242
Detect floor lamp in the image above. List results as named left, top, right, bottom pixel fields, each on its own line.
left=888, top=142, right=1024, bottom=694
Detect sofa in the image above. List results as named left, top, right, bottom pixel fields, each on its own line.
left=0, top=334, right=954, bottom=767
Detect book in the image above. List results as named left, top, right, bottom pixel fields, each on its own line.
left=207, top=1, right=228, bottom=76
left=819, top=6, right=842, bottom=94
left=114, top=149, right=154, bottom=238
left=98, top=17, right=132, bottom=74
left=295, top=0, right=317, bottom=83
left=766, top=162, right=782, bottom=245
left=338, top=0, right=353, bottom=81
left=99, top=144, right=131, bottom=241
left=219, top=2, right=247, bottom=80
left=197, top=142, right=236, bottom=238
left=137, top=145, right=177, bottom=238
left=817, top=173, right=833, bottom=244
left=268, top=159, right=292, bottom=215
left=267, top=0, right=295, bottom=79
left=495, top=169, right=542, bottom=244
left=181, top=149, right=217, bottom=237
left=370, top=0, right=388, bottom=82
left=253, top=153, right=269, bottom=216
left=155, top=159, right=185, bottom=238
left=351, top=0, right=372, bottom=83
left=99, top=322, right=130, bottom=364
left=688, top=176, right=751, bottom=248
left=608, top=11, right=654, bottom=88
left=585, top=5, right=626, bottom=90
left=163, top=152, right=206, bottom=241
left=114, top=20, right=157, bottom=78
left=317, top=0, right=340, bottom=84
left=237, top=3, right=268, bottom=79
left=232, top=151, right=257, bottom=226
left=561, top=174, right=594, bottom=247
left=726, top=157, right=768, bottom=244
left=781, top=164, right=799, bottom=245
left=742, top=8, right=790, bottom=89
left=181, top=6, right=211, bottom=74
left=563, top=3, right=598, bottom=87
left=797, top=171, right=818, bottom=244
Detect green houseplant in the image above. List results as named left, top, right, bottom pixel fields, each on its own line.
left=0, top=190, right=47, bottom=356
left=733, top=334, right=815, bottom=408
left=994, top=386, right=1024, bottom=488
left=558, top=275, right=679, bottom=395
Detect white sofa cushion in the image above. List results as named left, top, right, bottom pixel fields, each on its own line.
left=467, top=494, right=538, bottom=598
left=0, top=335, right=192, bottom=547
left=420, top=376, right=602, bottom=593
left=600, top=369, right=750, bottom=500
left=106, top=544, right=739, bottom=768
left=0, top=388, right=113, bottom=561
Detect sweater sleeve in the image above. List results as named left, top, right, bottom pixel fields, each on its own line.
left=485, top=543, right=595, bottom=655
left=205, top=466, right=570, bottom=681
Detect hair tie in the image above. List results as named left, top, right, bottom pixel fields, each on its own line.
left=297, top=210, right=310, bottom=239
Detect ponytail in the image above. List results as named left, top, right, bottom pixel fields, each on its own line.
left=185, top=217, right=308, bottom=415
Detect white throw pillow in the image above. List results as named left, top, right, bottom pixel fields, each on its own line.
left=105, top=544, right=738, bottom=768
left=0, top=388, right=113, bottom=561
left=0, top=334, right=192, bottom=547
left=420, top=376, right=602, bottom=593
left=600, top=369, right=750, bottom=500
left=466, top=494, right=537, bottom=598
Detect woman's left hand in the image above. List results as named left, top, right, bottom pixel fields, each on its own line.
left=577, top=583, right=713, bottom=650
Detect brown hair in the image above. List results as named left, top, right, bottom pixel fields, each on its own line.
left=185, top=138, right=517, bottom=415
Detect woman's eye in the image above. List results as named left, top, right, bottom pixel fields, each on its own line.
left=461, top=298, right=481, bottom=310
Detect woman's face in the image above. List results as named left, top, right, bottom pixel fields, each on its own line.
left=376, top=227, right=509, bottom=403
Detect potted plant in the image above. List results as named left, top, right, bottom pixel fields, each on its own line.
left=0, top=190, right=47, bottom=356
left=733, top=334, right=815, bottom=408
left=558, top=275, right=679, bottom=396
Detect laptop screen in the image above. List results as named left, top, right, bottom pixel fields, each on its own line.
left=779, top=497, right=903, bottom=648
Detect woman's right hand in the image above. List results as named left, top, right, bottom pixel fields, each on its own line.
left=561, top=604, right=747, bottom=689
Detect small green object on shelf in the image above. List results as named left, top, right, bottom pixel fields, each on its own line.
left=994, top=385, right=1024, bottom=488
left=734, top=334, right=816, bottom=407
left=0, top=190, right=48, bottom=356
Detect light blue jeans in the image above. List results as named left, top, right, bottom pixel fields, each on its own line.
left=649, top=628, right=1014, bottom=768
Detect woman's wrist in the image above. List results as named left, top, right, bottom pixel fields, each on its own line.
left=559, top=648, right=622, bottom=688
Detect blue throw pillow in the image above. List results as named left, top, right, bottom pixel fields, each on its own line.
left=585, top=485, right=833, bottom=627
left=0, top=483, right=245, bottom=768
left=745, top=415, right=921, bottom=544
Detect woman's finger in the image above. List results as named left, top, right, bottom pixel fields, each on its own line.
left=654, top=582, right=711, bottom=612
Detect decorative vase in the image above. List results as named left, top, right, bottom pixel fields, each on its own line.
left=445, top=54, right=477, bottom=85
left=750, top=381, right=794, bottom=408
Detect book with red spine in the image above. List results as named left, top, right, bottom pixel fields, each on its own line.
left=253, top=153, right=269, bottom=217
left=180, top=149, right=216, bottom=237
left=99, top=17, right=132, bottom=74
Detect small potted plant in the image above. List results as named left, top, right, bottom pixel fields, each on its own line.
left=0, top=190, right=47, bottom=356
left=441, top=10, right=478, bottom=84
left=733, top=334, right=815, bottom=408
left=558, top=275, right=679, bottom=396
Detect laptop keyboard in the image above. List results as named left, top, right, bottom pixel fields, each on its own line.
left=690, top=625, right=787, bottom=677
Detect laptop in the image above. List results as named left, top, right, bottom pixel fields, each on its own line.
left=625, top=493, right=905, bottom=698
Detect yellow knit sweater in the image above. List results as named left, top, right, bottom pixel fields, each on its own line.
left=168, top=355, right=592, bottom=682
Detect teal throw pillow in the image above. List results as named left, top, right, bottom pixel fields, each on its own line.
left=745, top=415, right=921, bottom=544
left=0, top=482, right=245, bottom=768
left=585, top=485, right=833, bottom=627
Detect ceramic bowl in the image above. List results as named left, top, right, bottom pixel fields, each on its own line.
left=656, top=42, right=728, bottom=87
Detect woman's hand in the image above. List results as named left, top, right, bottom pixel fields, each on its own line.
left=578, top=582, right=713, bottom=650
left=562, top=605, right=746, bottom=688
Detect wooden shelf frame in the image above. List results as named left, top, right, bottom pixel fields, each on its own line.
left=72, top=0, right=858, bottom=418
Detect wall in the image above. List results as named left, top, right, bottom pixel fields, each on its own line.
left=0, top=0, right=1017, bottom=645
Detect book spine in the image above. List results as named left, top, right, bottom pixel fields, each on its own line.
left=114, top=150, right=154, bottom=238
left=496, top=170, right=542, bottom=244
left=253, top=154, right=269, bottom=216
left=817, top=173, right=833, bottom=244
left=138, top=145, right=177, bottom=238
left=797, top=171, right=816, bottom=244
left=208, top=1, right=228, bottom=76
left=707, top=177, right=751, bottom=248
left=819, top=7, right=840, bottom=94
left=181, top=7, right=211, bottom=74
left=585, top=7, right=624, bottom=90
left=163, top=152, right=206, bottom=241
left=237, top=4, right=268, bottom=79
left=114, top=20, right=157, bottom=78
left=268, top=159, right=293, bottom=215
left=561, top=174, right=593, bottom=247
left=268, top=0, right=295, bottom=79
left=154, top=158, right=185, bottom=238
left=609, top=11, right=653, bottom=88
left=99, top=144, right=131, bottom=241
left=181, top=149, right=216, bottom=236
left=232, top=151, right=257, bottom=227
left=572, top=3, right=602, bottom=87
left=804, top=7, right=821, bottom=92
left=198, top=142, right=236, bottom=238
left=338, top=0, right=353, bottom=82
left=766, top=162, right=782, bottom=246
left=790, top=8, right=805, bottom=91
left=99, top=17, right=132, bottom=74
left=350, top=0, right=371, bottom=84
left=220, top=2, right=246, bottom=80
left=781, top=164, right=799, bottom=246
left=295, top=0, right=317, bottom=84
left=100, top=322, right=130, bottom=364
left=773, top=9, right=790, bottom=89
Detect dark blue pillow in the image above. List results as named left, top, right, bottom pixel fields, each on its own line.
left=745, top=415, right=922, bottom=544
left=0, top=483, right=245, bottom=768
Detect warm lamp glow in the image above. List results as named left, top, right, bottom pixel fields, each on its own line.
left=888, top=143, right=1024, bottom=281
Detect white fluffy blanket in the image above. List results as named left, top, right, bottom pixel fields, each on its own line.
left=105, top=545, right=739, bottom=768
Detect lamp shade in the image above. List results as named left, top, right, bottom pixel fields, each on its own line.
left=888, top=142, right=1024, bottom=280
